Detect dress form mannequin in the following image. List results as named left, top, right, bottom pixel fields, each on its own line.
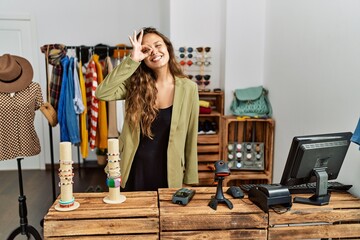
left=0, top=54, right=43, bottom=239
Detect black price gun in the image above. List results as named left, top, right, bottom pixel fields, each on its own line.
left=172, top=188, right=195, bottom=206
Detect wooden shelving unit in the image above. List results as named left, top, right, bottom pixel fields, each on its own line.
left=221, top=116, right=275, bottom=186
left=197, top=91, right=224, bottom=186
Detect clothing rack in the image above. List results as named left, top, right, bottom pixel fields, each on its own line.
left=41, top=44, right=130, bottom=200
left=65, top=45, right=132, bottom=49
left=66, top=45, right=132, bottom=64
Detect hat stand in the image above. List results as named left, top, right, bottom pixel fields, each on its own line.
left=7, top=158, right=42, bottom=240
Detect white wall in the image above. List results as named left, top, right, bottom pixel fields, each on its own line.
left=169, top=0, right=225, bottom=90
left=224, top=0, right=266, bottom=112
left=264, top=0, right=360, bottom=196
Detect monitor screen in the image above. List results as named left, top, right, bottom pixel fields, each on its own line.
left=280, top=132, right=352, bottom=205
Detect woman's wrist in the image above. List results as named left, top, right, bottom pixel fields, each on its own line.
left=130, top=54, right=142, bottom=63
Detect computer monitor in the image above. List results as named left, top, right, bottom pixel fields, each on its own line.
left=280, top=132, right=352, bottom=205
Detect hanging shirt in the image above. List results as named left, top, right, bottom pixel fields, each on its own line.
left=73, top=57, right=84, bottom=114
left=85, top=61, right=94, bottom=117
left=58, top=56, right=80, bottom=144
left=0, top=82, right=43, bottom=160
left=93, top=54, right=107, bottom=150
left=66, top=57, right=80, bottom=144
left=78, top=60, right=89, bottom=158
left=85, top=59, right=98, bottom=150
left=58, top=56, right=70, bottom=142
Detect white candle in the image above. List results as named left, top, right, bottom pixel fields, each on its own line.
left=60, top=142, right=71, bottom=160
left=108, top=139, right=119, bottom=153
left=59, top=142, right=73, bottom=202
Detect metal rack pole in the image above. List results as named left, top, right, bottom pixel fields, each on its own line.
left=44, top=54, right=57, bottom=201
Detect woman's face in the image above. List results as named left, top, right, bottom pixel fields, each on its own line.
left=141, top=33, right=170, bottom=70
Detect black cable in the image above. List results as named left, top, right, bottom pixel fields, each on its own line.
left=270, top=205, right=291, bottom=214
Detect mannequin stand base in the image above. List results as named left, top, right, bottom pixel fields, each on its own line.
left=103, top=195, right=126, bottom=204
left=7, top=158, right=42, bottom=240
left=7, top=225, right=42, bottom=240
left=55, top=201, right=80, bottom=212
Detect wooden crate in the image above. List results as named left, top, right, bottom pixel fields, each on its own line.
left=44, top=192, right=159, bottom=239
left=268, top=192, right=360, bottom=240
left=198, top=91, right=224, bottom=116
left=222, top=116, right=275, bottom=186
left=158, top=187, right=268, bottom=240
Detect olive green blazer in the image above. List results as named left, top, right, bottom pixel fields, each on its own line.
left=95, top=57, right=199, bottom=188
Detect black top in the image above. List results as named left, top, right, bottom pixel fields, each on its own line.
left=124, top=105, right=173, bottom=191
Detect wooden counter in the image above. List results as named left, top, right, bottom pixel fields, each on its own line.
left=44, top=191, right=159, bottom=239
left=158, top=187, right=268, bottom=240
left=43, top=188, right=360, bottom=239
left=268, top=191, right=360, bottom=240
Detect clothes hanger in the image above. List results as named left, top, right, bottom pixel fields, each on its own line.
left=122, top=46, right=127, bottom=60
left=79, top=47, right=82, bottom=63
left=116, top=46, right=121, bottom=66
left=88, top=47, right=93, bottom=62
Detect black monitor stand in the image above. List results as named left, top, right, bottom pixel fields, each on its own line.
left=7, top=158, right=42, bottom=240
left=293, top=168, right=330, bottom=206
left=208, top=176, right=233, bottom=210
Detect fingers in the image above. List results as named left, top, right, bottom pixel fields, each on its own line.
left=128, top=31, right=136, bottom=46
left=128, top=29, right=143, bottom=46
left=128, top=31, right=137, bottom=46
left=133, top=30, right=137, bottom=42
left=137, top=29, right=144, bottom=43
left=128, top=35, right=134, bottom=46
left=128, top=29, right=148, bottom=62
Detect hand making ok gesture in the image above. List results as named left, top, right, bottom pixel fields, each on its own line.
left=128, top=29, right=151, bottom=63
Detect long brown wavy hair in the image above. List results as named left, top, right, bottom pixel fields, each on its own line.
left=125, top=27, right=187, bottom=138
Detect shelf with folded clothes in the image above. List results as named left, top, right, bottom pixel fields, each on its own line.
left=196, top=91, right=224, bottom=186
left=198, top=91, right=223, bottom=138
left=199, top=110, right=222, bottom=117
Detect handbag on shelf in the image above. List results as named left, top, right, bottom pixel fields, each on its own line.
left=230, top=86, right=272, bottom=118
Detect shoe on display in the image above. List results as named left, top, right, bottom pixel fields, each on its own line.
left=204, top=120, right=216, bottom=135
left=211, top=121, right=217, bottom=134
left=198, top=121, right=205, bottom=135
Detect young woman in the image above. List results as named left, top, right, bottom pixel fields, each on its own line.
left=95, top=27, right=199, bottom=191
